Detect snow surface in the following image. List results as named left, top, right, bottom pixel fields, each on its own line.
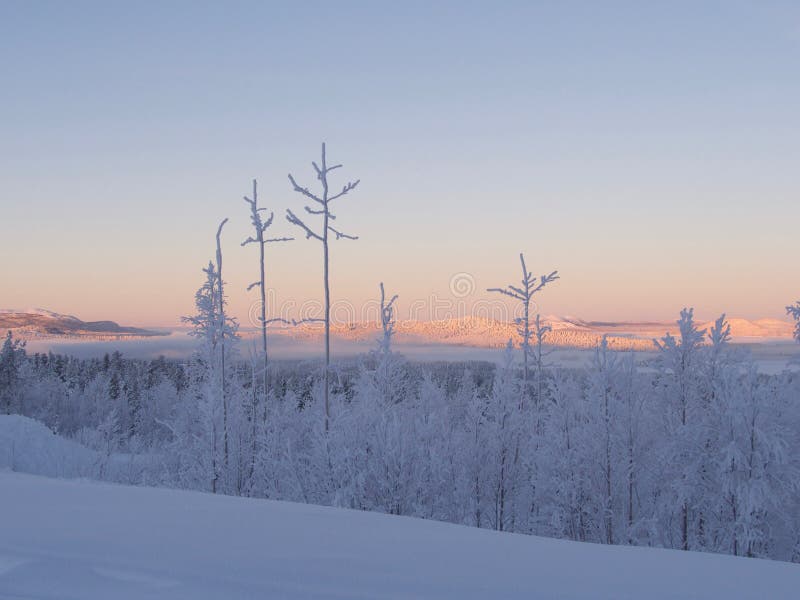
left=0, top=415, right=94, bottom=478
left=0, top=416, right=154, bottom=484
left=1, top=471, right=798, bottom=599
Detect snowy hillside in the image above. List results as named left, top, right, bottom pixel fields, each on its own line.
left=0, top=308, right=167, bottom=339
left=0, top=414, right=94, bottom=478
left=0, top=472, right=798, bottom=600
left=0, top=415, right=155, bottom=483
left=270, top=315, right=795, bottom=352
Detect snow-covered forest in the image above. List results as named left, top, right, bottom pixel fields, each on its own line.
left=2, top=145, right=800, bottom=566
left=3, top=218, right=800, bottom=563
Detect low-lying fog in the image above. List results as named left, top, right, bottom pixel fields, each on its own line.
left=23, top=331, right=799, bottom=374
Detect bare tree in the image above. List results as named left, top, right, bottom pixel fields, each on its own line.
left=215, top=219, right=230, bottom=479
left=487, top=253, right=559, bottom=400
left=286, top=143, right=360, bottom=431
left=378, top=282, right=399, bottom=358
left=376, top=282, right=399, bottom=402
left=242, top=179, right=293, bottom=401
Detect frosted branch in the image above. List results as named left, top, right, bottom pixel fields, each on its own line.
left=328, top=225, right=358, bottom=240
left=286, top=209, right=323, bottom=241
left=487, top=287, right=525, bottom=301
left=328, top=180, right=360, bottom=202
left=288, top=174, right=324, bottom=205
left=264, top=317, right=292, bottom=325
left=291, top=317, right=325, bottom=326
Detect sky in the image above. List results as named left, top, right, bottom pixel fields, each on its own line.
left=1, top=1, right=798, bottom=327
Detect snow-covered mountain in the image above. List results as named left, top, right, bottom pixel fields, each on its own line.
left=0, top=309, right=168, bottom=339
left=266, top=314, right=794, bottom=351
left=4, top=308, right=792, bottom=349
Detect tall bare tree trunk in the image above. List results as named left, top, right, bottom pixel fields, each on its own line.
left=216, top=219, right=229, bottom=485
left=286, top=142, right=360, bottom=434
left=255, top=183, right=269, bottom=399
left=321, top=163, right=331, bottom=433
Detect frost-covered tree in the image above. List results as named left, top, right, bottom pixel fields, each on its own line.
left=179, top=257, right=239, bottom=493
left=654, top=308, right=706, bottom=551
left=10, top=287, right=800, bottom=561
left=540, top=367, right=591, bottom=541
left=242, top=179, right=293, bottom=400
left=286, top=143, right=360, bottom=431
left=372, top=283, right=401, bottom=399
left=616, top=352, right=650, bottom=545
left=241, top=179, right=293, bottom=487
left=586, top=336, right=623, bottom=544
left=181, top=263, right=223, bottom=492
left=787, top=301, right=800, bottom=343
left=482, top=341, right=524, bottom=531
left=487, top=253, right=558, bottom=401
left=698, top=313, right=794, bottom=557
left=215, top=219, right=231, bottom=476
left=377, top=282, right=398, bottom=359
left=710, top=362, right=792, bottom=557
left=94, top=408, right=120, bottom=479
left=0, top=331, right=26, bottom=414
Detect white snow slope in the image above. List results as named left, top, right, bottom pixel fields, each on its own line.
left=1, top=472, right=799, bottom=599
left=0, top=415, right=95, bottom=478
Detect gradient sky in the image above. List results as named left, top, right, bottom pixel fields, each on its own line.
left=1, top=1, right=798, bottom=327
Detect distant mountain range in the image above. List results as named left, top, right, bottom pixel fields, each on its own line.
left=0, top=309, right=168, bottom=339
left=3, top=309, right=792, bottom=351
left=269, top=315, right=795, bottom=351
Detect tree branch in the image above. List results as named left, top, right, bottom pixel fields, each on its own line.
left=286, top=209, right=323, bottom=241
left=264, top=317, right=293, bottom=326
left=487, top=287, right=525, bottom=301
left=288, top=174, right=324, bottom=204
left=328, top=180, right=360, bottom=202
left=328, top=225, right=358, bottom=240
left=291, top=317, right=326, bottom=326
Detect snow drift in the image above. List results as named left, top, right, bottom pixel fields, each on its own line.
left=0, top=415, right=153, bottom=483
left=0, top=414, right=95, bottom=478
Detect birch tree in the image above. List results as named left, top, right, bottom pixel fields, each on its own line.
left=377, top=282, right=399, bottom=359
left=215, top=219, right=230, bottom=479
left=242, top=179, right=293, bottom=402
left=285, top=143, right=360, bottom=431
left=376, top=282, right=400, bottom=402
